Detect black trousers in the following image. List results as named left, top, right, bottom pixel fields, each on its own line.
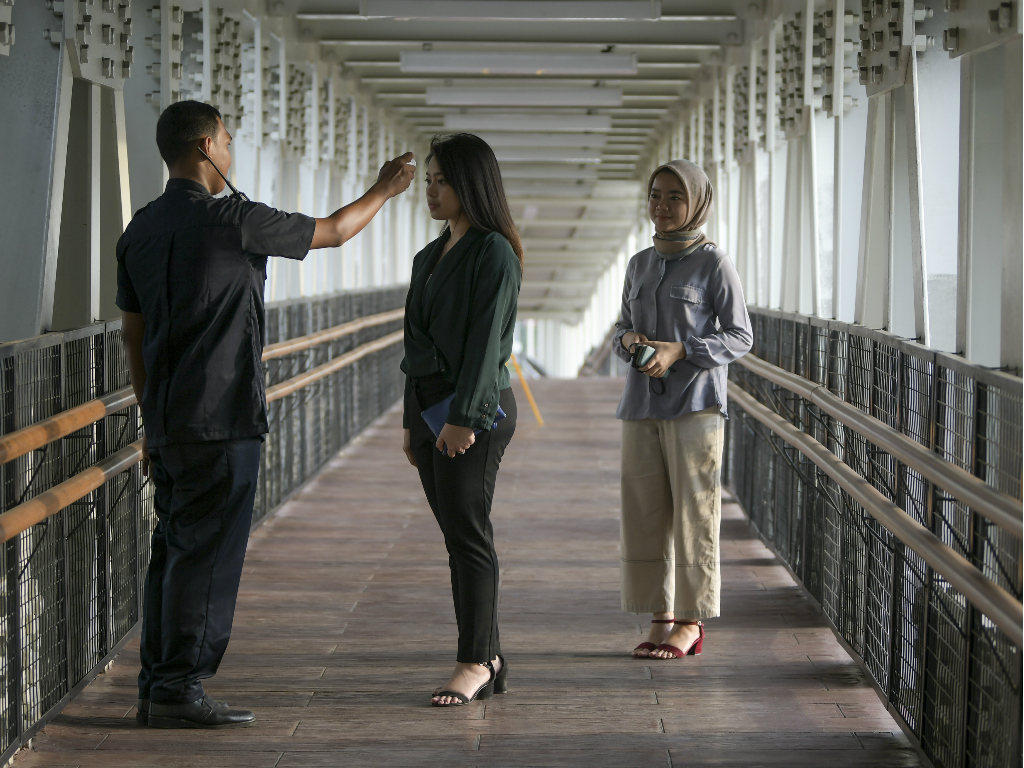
left=139, top=438, right=261, bottom=704
left=408, top=386, right=517, bottom=663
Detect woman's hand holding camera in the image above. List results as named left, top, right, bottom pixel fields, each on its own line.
left=623, top=332, right=686, bottom=378
left=437, top=423, right=476, bottom=458
left=638, top=341, right=686, bottom=378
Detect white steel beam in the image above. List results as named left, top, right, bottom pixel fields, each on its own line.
left=1002, top=38, right=1023, bottom=372
left=831, top=0, right=846, bottom=320
left=903, top=52, right=931, bottom=346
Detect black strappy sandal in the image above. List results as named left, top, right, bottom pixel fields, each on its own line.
left=430, top=661, right=495, bottom=707
left=433, top=655, right=508, bottom=696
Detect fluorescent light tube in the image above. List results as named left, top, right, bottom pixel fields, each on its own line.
left=361, top=1, right=660, bottom=21
left=400, top=52, right=637, bottom=76
left=475, top=133, right=608, bottom=148
left=493, top=148, right=603, bottom=164
left=444, top=114, right=612, bottom=132
left=427, top=87, right=622, bottom=108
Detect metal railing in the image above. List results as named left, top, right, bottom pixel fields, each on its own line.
left=724, top=306, right=1022, bottom=768
left=0, top=285, right=407, bottom=762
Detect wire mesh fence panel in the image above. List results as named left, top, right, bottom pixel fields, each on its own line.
left=809, top=323, right=829, bottom=387
left=0, top=285, right=408, bottom=761
left=828, top=328, right=850, bottom=401
left=966, top=611, right=1021, bottom=768
left=728, top=307, right=1023, bottom=768
left=861, top=511, right=894, bottom=693
left=800, top=486, right=823, bottom=599
left=64, top=330, right=106, bottom=689
left=890, top=545, right=927, bottom=732
left=764, top=314, right=780, bottom=368
left=899, top=349, right=934, bottom=534
left=780, top=318, right=796, bottom=373
left=869, top=340, right=900, bottom=504
left=794, top=321, right=810, bottom=380
left=17, top=511, right=66, bottom=734
left=5, top=336, right=74, bottom=737
left=106, top=326, right=148, bottom=647
left=973, top=380, right=1023, bottom=599
left=772, top=440, right=795, bottom=562
left=922, top=578, right=969, bottom=768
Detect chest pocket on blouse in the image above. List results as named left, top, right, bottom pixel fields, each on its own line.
left=670, top=284, right=704, bottom=304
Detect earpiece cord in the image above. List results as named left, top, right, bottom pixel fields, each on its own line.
left=196, top=146, right=249, bottom=201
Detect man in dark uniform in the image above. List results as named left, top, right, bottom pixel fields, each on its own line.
left=116, top=100, right=414, bottom=728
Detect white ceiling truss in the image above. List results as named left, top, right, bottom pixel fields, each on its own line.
left=288, top=0, right=751, bottom=317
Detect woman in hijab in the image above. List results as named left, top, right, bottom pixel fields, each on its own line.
left=612, top=159, right=753, bottom=660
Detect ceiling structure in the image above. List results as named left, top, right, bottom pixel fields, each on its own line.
left=277, top=0, right=751, bottom=319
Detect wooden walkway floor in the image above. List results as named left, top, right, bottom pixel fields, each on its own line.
left=15, top=379, right=921, bottom=767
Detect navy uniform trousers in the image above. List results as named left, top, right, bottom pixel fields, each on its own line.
left=138, top=438, right=261, bottom=705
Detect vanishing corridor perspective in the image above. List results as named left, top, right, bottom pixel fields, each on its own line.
left=0, top=1, right=1021, bottom=767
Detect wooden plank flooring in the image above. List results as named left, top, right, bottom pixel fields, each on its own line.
left=14, top=379, right=922, bottom=767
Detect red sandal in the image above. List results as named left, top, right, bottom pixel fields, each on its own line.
left=653, top=620, right=705, bottom=659
left=632, top=618, right=675, bottom=657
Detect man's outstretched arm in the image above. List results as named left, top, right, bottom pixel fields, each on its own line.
left=311, top=152, right=416, bottom=249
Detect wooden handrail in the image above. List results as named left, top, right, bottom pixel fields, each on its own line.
left=0, top=440, right=145, bottom=543
left=736, top=353, right=1023, bottom=540
left=0, top=330, right=405, bottom=543
left=0, top=388, right=136, bottom=465
left=261, top=308, right=404, bottom=360
left=266, top=330, right=403, bottom=402
left=0, top=308, right=405, bottom=466
left=729, top=385, right=1023, bottom=648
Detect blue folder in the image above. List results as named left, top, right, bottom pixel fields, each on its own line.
left=421, top=393, right=506, bottom=444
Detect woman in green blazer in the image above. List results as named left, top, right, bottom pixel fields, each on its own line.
left=400, top=134, right=523, bottom=707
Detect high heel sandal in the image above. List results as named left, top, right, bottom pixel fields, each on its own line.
left=433, top=656, right=507, bottom=696
left=430, top=662, right=495, bottom=707
left=494, top=654, right=509, bottom=694
left=653, top=620, right=705, bottom=659
left=633, top=618, right=675, bottom=657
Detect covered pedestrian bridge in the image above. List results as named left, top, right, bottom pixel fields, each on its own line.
left=0, top=1, right=1021, bottom=767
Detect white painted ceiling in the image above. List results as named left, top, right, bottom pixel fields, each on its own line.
left=277, top=0, right=750, bottom=319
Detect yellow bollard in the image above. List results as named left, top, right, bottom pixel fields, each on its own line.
left=509, top=353, right=544, bottom=426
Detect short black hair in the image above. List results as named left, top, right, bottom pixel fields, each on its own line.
left=156, top=100, right=223, bottom=167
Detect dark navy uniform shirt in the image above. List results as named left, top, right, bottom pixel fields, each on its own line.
left=115, top=178, right=316, bottom=447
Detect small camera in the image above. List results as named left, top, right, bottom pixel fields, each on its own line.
left=629, top=342, right=670, bottom=379
left=630, top=343, right=656, bottom=370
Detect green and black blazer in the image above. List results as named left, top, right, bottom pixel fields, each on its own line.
left=401, top=228, right=521, bottom=431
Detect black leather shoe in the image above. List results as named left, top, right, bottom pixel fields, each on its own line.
left=136, top=698, right=149, bottom=726
left=148, top=695, right=255, bottom=729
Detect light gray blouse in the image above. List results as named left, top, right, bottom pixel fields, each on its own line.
left=612, top=243, right=753, bottom=420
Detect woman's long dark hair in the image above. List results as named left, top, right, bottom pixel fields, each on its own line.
left=427, top=133, right=524, bottom=273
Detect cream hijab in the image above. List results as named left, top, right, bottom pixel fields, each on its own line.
left=648, top=159, right=715, bottom=256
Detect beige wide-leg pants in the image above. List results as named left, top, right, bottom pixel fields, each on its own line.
left=620, top=406, right=724, bottom=620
